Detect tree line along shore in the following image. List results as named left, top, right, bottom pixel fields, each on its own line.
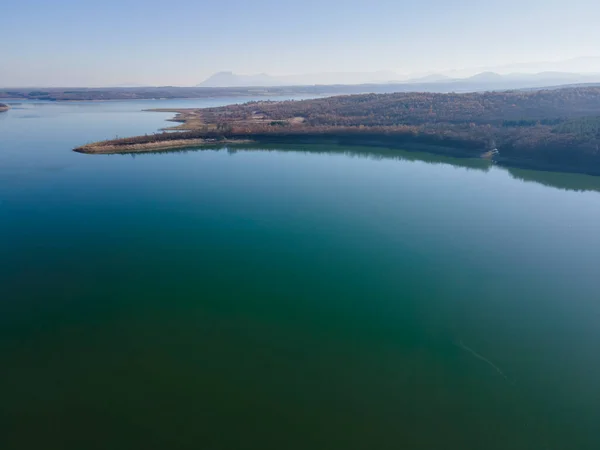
left=74, top=87, right=600, bottom=175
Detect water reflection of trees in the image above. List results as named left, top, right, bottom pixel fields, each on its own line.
left=122, top=143, right=600, bottom=192
left=506, top=167, right=600, bottom=192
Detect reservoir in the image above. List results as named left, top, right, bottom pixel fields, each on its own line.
left=1, top=98, right=600, bottom=449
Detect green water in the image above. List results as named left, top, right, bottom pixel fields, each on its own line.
left=1, top=100, right=600, bottom=449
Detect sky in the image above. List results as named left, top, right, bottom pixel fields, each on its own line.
left=1, top=0, right=600, bottom=87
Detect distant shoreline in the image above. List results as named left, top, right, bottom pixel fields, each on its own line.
left=4, top=77, right=600, bottom=102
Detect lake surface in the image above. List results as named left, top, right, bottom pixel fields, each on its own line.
left=1, top=99, right=600, bottom=450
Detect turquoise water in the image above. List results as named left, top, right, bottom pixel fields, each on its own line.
left=1, top=100, right=600, bottom=449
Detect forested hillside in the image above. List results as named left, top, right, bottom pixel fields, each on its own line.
left=198, top=88, right=600, bottom=126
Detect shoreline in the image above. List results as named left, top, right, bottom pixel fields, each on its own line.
left=74, top=138, right=254, bottom=154
left=74, top=129, right=600, bottom=177
left=73, top=134, right=600, bottom=176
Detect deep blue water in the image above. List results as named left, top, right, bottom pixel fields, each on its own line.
left=1, top=99, right=600, bottom=450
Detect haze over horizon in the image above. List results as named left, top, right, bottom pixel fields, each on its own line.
left=2, top=0, right=600, bottom=87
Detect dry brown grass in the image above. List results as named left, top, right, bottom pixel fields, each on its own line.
left=74, top=138, right=253, bottom=154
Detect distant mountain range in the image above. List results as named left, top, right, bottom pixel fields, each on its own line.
left=197, top=70, right=600, bottom=92
left=443, top=56, right=600, bottom=78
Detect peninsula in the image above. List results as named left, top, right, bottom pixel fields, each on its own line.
left=75, top=87, right=600, bottom=175
left=0, top=103, right=9, bottom=112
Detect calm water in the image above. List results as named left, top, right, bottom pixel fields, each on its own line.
left=1, top=99, right=600, bottom=450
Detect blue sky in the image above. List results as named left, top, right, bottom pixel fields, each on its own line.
left=1, top=0, right=599, bottom=86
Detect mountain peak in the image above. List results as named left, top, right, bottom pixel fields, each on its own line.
left=468, top=71, right=504, bottom=81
